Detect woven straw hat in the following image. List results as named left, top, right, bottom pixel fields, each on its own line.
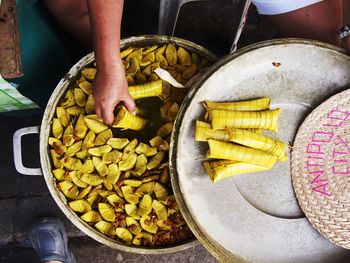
left=292, top=89, right=350, bottom=249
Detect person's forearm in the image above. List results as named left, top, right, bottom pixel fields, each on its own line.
left=87, top=0, right=124, bottom=72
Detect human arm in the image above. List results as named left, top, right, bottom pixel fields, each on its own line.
left=87, top=0, right=135, bottom=125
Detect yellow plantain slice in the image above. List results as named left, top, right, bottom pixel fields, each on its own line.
left=177, top=47, right=192, bottom=66
left=152, top=200, right=168, bottom=220
left=94, top=129, right=113, bottom=146
left=140, top=216, right=158, bottom=234
left=56, top=107, right=70, bottom=127
left=58, top=181, right=79, bottom=199
left=182, top=63, right=198, bottom=80
left=123, top=179, right=142, bottom=188
left=60, top=90, right=75, bottom=108
left=125, top=203, right=138, bottom=217
left=88, top=145, right=112, bottom=157
left=81, top=210, right=101, bottom=223
left=139, top=52, right=155, bottom=67
left=65, top=141, right=82, bottom=157
left=74, top=88, right=87, bottom=107
left=132, top=232, right=153, bottom=246
left=84, top=115, right=108, bottom=134
left=134, top=154, right=148, bottom=176
left=52, top=169, right=66, bottom=181
left=107, top=138, right=129, bottom=150
left=126, top=217, right=142, bottom=235
left=86, top=192, right=99, bottom=206
left=77, top=159, right=94, bottom=176
left=85, top=95, right=95, bottom=114
left=135, top=182, right=155, bottom=197
left=107, top=163, right=121, bottom=184
left=76, top=185, right=92, bottom=199
left=98, top=203, right=116, bottom=222
left=81, top=173, right=104, bottom=186
left=155, top=52, right=168, bottom=69
left=135, top=143, right=157, bottom=157
left=74, top=114, right=88, bottom=140
left=92, top=157, right=108, bottom=176
left=120, top=47, right=133, bottom=59
left=123, top=138, right=138, bottom=155
left=165, top=43, right=177, bottom=65
left=154, top=182, right=168, bottom=199
left=106, top=194, right=125, bottom=207
left=121, top=185, right=139, bottom=204
left=142, top=45, right=158, bottom=55
left=119, top=154, right=137, bottom=171
left=78, top=80, right=93, bottom=95
left=141, top=62, right=160, bottom=76
left=69, top=199, right=92, bottom=213
left=60, top=156, right=82, bottom=170
left=95, top=221, right=115, bottom=236
left=82, top=130, right=95, bottom=150
left=157, top=122, right=173, bottom=138
left=147, top=151, right=165, bottom=170
left=81, top=68, right=96, bottom=81
left=116, top=228, right=133, bottom=243
left=149, top=136, right=169, bottom=151
left=69, top=171, right=88, bottom=188
left=63, top=124, right=75, bottom=147
left=50, top=149, right=63, bottom=169
left=48, top=137, right=66, bottom=155
left=167, top=103, right=179, bottom=122
left=52, top=118, right=63, bottom=139
left=138, top=194, right=153, bottom=217
left=126, top=48, right=142, bottom=61
left=125, top=58, right=140, bottom=75
left=102, top=150, right=122, bottom=164
left=159, top=167, right=170, bottom=185
left=75, top=150, right=89, bottom=160
left=66, top=106, right=83, bottom=117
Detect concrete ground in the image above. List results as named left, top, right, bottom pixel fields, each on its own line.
left=0, top=1, right=276, bottom=262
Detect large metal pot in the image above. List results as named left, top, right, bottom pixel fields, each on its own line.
left=170, top=39, right=350, bottom=262
left=13, top=35, right=217, bottom=254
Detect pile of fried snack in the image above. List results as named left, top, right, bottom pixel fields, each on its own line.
left=49, top=44, right=210, bottom=246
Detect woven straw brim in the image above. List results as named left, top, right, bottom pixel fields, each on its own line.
left=292, top=89, right=350, bottom=249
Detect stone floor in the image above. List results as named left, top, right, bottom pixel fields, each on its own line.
left=0, top=0, right=277, bottom=262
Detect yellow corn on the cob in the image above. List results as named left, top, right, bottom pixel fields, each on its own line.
left=203, top=98, right=270, bottom=111
left=113, top=106, right=148, bottom=131
left=203, top=160, right=269, bottom=183
left=128, top=80, right=163, bottom=100
left=207, top=139, right=278, bottom=168
left=209, top=108, right=280, bottom=132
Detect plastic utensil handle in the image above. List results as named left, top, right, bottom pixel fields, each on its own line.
left=13, top=126, right=42, bottom=175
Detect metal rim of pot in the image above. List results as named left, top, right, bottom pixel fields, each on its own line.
left=169, top=38, right=347, bottom=262
left=39, top=35, right=218, bottom=254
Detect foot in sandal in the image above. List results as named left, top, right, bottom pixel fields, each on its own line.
left=29, top=217, right=76, bottom=263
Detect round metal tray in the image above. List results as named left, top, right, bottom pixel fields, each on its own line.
left=170, top=39, right=350, bottom=262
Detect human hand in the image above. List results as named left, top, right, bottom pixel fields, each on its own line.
left=93, top=63, right=135, bottom=125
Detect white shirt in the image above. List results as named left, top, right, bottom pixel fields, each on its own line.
left=252, top=0, right=323, bottom=15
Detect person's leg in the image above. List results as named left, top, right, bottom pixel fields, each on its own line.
left=43, top=0, right=92, bottom=47
left=266, top=0, right=343, bottom=47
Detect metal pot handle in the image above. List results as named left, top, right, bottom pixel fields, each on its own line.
left=13, top=126, right=42, bottom=176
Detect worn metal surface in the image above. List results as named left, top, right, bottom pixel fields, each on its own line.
left=170, top=39, right=350, bottom=262
left=0, top=0, right=22, bottom=78
left=37, top=35, right=217, bottom=254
